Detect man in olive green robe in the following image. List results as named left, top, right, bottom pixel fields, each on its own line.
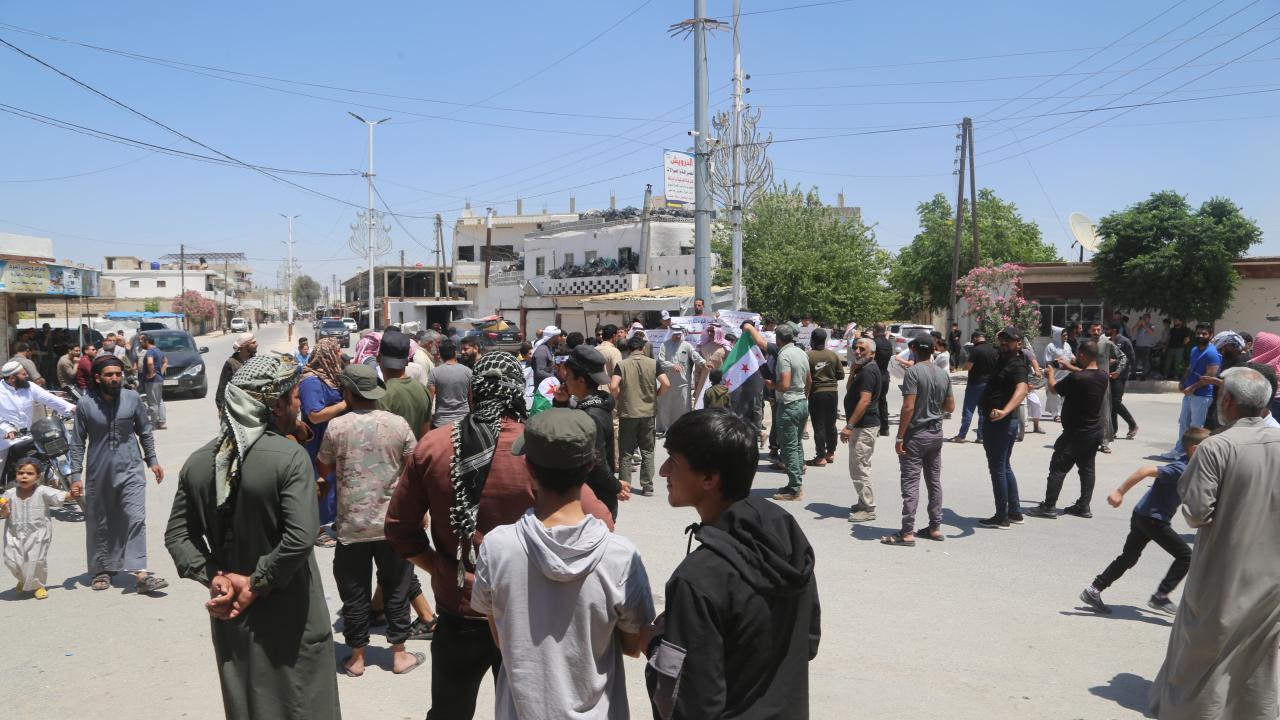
left=165, top=355, right=340, bottom=720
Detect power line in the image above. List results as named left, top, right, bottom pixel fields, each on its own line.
left=0, top=150, right=158, bottom=183
left=711, top=0, right=857, bottom=20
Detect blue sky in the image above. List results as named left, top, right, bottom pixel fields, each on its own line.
left=2, top=1, right=1277, bottom=289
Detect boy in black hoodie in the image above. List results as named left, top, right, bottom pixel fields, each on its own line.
left=646, top=409, right=821, bottom=719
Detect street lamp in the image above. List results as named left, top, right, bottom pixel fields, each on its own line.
left=350, top=112, right=391, bottom=331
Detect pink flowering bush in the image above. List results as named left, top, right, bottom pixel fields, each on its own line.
left=173, top=290, right=217, bottom=321
left=957, top=263, right=1041, bottom=341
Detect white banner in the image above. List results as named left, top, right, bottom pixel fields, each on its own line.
left=715, top=310, right=762, bottom=329
left=643, top=328, right=672, bottom=345
left=663, top=150, right=695, bottom=207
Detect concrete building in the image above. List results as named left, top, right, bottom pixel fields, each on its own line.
left=340, top=264, right=463, bottom=331
left=1, top=233, right=102, bottom=360
left=102, top=256, right=220, bottom=301
left=451, top=202, right=579, bottom=319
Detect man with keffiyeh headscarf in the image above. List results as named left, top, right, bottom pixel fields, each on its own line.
left=385, top=350, right=614, bottom=720
left=166, top=354, right=341, bottom=720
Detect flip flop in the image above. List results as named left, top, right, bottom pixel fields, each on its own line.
left=880, top=533, right=916, bottom=547
left=1126, top=428, right=1139, bottom=440
left=394, top=651, right=427, bottom=675
left=91, top=573, right=111, bottom=591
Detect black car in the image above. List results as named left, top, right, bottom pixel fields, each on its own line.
left=317, top=318, right=350, bottom=348
left=466, top=318, right=523, bottom=353
left=131, top=329, right=210, bottom=398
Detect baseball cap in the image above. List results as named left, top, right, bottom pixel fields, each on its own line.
left=567, top=345, right=611, bottom=387
left=378, top=329, right=411, bottom=369
left=511, top=408, right=596, bottom=469
left=997, top=325, right=1024, bottom=342
left=660, top=310, right=671, bottom=320
left=338, top=363, right=386, bottom=400
left=910, top=335, right=933, bottom=352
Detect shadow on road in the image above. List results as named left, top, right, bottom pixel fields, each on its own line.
left=803, top=502, right=848, bottom=520
left=1061, top=604, right=1173, bottom=628
left=1089, top=672, right=1155, bottom=717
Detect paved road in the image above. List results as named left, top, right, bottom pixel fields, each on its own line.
left=10, top=322, right=1186, bottom=719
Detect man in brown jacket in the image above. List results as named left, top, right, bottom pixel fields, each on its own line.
left=385, top=350, right=613, bottom=720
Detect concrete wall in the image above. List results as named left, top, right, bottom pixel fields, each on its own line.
left=1219, top=275, right=1280, bottom=336
left=102, top=270, right=217, bottom=300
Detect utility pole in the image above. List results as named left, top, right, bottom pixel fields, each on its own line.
left=639, top=184, right=653, bottom=274
left=948, top=119, right=969, bottom=334
left=483, top=208, right=495, bottom=288
left=434, top=214, right=444, bottom=298
left=966, top=118, right=980, bottom=265
left=730, top=0, right=745, bottom=310
left=280, top=213, right=299, bottom=341
left=399, top=249, right=405, bottom=301
left=179, top=243, right=186, bottom=330
left=350, top=112, right=390, bottom=331
left=222, top=258, right=230, bottom=333
left=692, top=0, right=712, bottom=306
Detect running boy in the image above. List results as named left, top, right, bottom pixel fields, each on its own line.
left=1079, top=426, right=1209, bottom=616
left=2, top=457, right=82, bottom=598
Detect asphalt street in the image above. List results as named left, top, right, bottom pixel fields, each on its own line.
left=7, top=322, right=1190, bottom=719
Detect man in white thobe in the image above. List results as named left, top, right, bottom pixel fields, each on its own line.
left=653, top=326, right=703, bottom=435
left=1150, top=366, right=1280, bottom=720
left=0, top=361, right=76, bottom=470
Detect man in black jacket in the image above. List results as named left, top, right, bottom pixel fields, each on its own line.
left=647, top=409, right=821, bottom=719
left=872, top=322, right=893, bottom=436
left=556, top=345, right=622, bottom=519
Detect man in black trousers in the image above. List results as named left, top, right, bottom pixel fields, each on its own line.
left=872, top=322, right=893, bottom=437
left=1029, top=340, right=1109, bottom=519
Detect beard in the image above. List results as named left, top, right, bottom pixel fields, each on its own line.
left=1196, top=337, right=1210, bottom=347
left=13, top=377, right=30, bottom=389
left=98, top=381, right=122, bottom=397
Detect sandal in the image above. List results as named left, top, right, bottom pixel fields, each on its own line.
left=342, top=658, right=364, bottom=678
left=394, top=651, right=428, bottom=675
left=917, top=525, right=945, bottom=542
left=91, top=573, right=111, bottom=591
left=1126, top=427, right=1138, bottom=440
left=880, top=533, right=916, bottom=547
left=948, top=436, right=967, bottom=443
left=136, top=574, right=169, bottom=595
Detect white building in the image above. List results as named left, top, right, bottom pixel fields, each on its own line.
left=102, top=256, right=220, bottom=301
left=452, top=202, right=578, bottom=318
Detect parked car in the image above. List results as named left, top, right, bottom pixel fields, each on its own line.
left=467, top=316, right=523, bottom=353
left=888, top=323, right=935, bottom=354
left=317, top=318, right=350, bottom=348
left=230, top=317, right=249, bottom=332
left=130, top=329, right=210, bottom=399
left=341, top=317, right=358, bottom=333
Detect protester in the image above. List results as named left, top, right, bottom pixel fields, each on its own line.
left=596, top=324, right=623, bottom=381
left=554, top=345, right=622, bottom=518
left=317, top=364, right=422, bottom=677
left=840, top=338, right=881, bottom=522
left=1150, top=367, right=1280, bottom=719
left=1132, top=313, right=1157, bottom=379
left=1089, top=322, right=1126, bottom=453
left=137, top=334, right=168, bottom=430
left=691, top=296, right=706, bottom=316
left=165, top=354, right=341, bottom=720
left=1250, top=330, right=1280, bottom=421
left=1157, top=323, right=1219, bottom=461
left=1203, top=330, right=1248, bottom=430
left=2, top=457, right=81, bottom=599
left=68, top=355, right=167, bottom=593
left=702, top=369, right=731, bottom=408
left=300, top=337, right=348, bottom=547
left=385, top=351, right=613, bottom=719
left=648, top=409, right=821, bottom=718
left=695, top=323, right=732, bottom=396
left=1079, top=426, right=1207, bottom=618
left=771, top=324, right=811, bottom=501
left=216, top=332, right=257, bottom=412
left=1, top=361, right=76, bottom=477
left=1029, top=340, right=1107, bottom=519
left=6, top=342, right=44, bottom=387
left=458, top=335, right=483, bottom=369
left=294, top=337, right=310, bottom=368
left=948, top=322, right=962, bottom=369
left=56, top=344, right=80, bottom=390
left=612, top=334, right=669, bottom=497
left=951, top=330, right=997, bottom=443
left=1163, top=318, right=1190, bottom=380
left=75, top=344, right=98, bottom=391
left=654, top=325, right=703, bottom=435
left=377, top=329, right=432, bottom=439
left=473, top=408, right=654, bottom=720
left=427, top=339, right=472, bottom=429
left=531, top=325, right=561, bottom=387
left=882, top=337, right=953, bottom=546
left=1106, top=323, right=1138, bottom=441
left=1042, top=328, right=1076, bottom=421
left=101, top=333, right=131, bottom=373
left=803, top=328, right=843, bottom=467
left=978, top=327, right=1029, bottom=528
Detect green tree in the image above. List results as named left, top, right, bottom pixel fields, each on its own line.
left=712, top=185, right=895, bottom=326
left=890, top=189, right=1059, bottom=314
left=1093, top=190, right=1261, bottom=322
left=143, top=299, right=160, bottom=313
left=292, top=274, right=322, bottom=311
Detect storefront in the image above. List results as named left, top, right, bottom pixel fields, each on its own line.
left=1, top=257, right=102, bottom=363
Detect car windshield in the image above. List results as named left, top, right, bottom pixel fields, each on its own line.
left=152, top=334, right=196, bottom=352
left=321, top=320, right=346, bottom=330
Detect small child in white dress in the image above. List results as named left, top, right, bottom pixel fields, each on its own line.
left=2, top=457, right=80, bottom=599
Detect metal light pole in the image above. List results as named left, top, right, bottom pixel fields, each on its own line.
left=693, top=0, right=712, bottom=306
left=280, top=213, right=299, bottom=341
left=730, top=0, right=744, bottom=310
left=350, top=112, right=390, bottom=331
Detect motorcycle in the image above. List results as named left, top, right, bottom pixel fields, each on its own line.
left=1, top=390, right=80, bottom=507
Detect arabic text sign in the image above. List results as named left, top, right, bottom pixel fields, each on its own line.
left=663, top=150, right=695, bottom=207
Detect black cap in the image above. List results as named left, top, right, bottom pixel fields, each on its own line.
left=567, top=345, right=611, bottom=387
left=910, top=335, right=933, bottom=352
left=379, top=329, right=411, bottom=369
left=997, top=325, right=1024, bottom=342
left=511, top=408, right=596, bottom=468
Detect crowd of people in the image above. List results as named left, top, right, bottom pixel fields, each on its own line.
left=2, top=304, right=1278, bottom=719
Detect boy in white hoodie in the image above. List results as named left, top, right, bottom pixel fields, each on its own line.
left=472, top=408, right=655, bottom=720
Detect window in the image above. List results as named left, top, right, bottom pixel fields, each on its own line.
left=618, top=247, right=634, bottom=264
left=129, top=280, right=140, bottom=288
left=457, top=246, right=475, bottom=262
left=563, top=252, right=575, bottom=267
left=585, top=250, right=598, bottom=263
left=535, top=256, right=546, bottom=276
left=1034, top=299, right=1104, bottom=337
left=485, top=245, right=516, bottom=262
left=156, top=280, right=167, bottom=288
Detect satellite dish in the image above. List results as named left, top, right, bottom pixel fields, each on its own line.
left=1068, top=212, right=1099, bottom=255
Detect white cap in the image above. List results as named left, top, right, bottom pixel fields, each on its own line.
left=0, top=360, right=22, bottom=378
left=660, top=310, right=671, bottom=320
left=233, top=332, right=257, bottom=350
left=542, top=325, right=561, bottom=338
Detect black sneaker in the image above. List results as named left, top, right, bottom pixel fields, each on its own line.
left=406, top=617, right=437, bottom=641
left=1063, top=505, right=1093, bottom=519
left=772, top=487, right=803, bottom=501
left=978, top=515, right=1010, bottom=529
left=1008, top=511, right=1026, bottom=524
left=1147, top=595, right=1178, bottom=616
left=639, top=487, right=654, bottom=497
left=1027, top=505, right=1058, bottom=519
left=1080, top=587, right=1111, bottom=614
